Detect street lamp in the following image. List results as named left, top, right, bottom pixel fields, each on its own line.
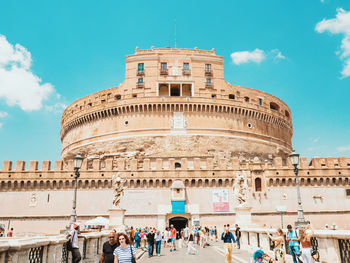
left=70, top=152, right=83, bottom=225
left=289, top=150, right=309, bottom=228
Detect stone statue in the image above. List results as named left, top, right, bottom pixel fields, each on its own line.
left=112, top=172, right=126, bottom=208
left=234, top=171, right=249, bottom=207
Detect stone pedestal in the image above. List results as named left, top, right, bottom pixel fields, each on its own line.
left=235, top=206, right=252, bottom=227
left=109, top=207, right=125, bottom=231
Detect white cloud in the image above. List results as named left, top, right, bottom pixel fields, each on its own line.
left=231, top=48, right=285, bottom=65
left=230, top=49, right=265, bottom=65
left=45, top=103, right=67, bottom=114
left=272, top=49, right=286, bottom=60
left=0, top=111, right=8, bottom=118
left=315, top=8, right=350, bottom=78
left=337, top=144, right=350, bottom=152
left=0, top=35, right=54, bottom=111
left=312, top=137, right=320, bottom=143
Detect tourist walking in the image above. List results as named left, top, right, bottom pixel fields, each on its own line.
left=163, top=228, right=169, bottom=248
left=235, top=224, right=241, bottom=249
left=100, top=232, right=117, bottom=263
left=139, top=229, right=147, bottom=251
left=67, top=223, right=82, bottom=263
left=186, top=230, right=198, bottom=255
left=221, top=226, right=236, bottom=263
left=113, top=233, right=137, bottom=263
left=214, top=226, right=218, bottom=242
left=134, top=228, right=140, bottom=248
left=155, top=230, right=162, bottom=256
left=298, top=225, right=315, bottom=263
left=146, top=229, right=155, bottom=257
left=170, top=225, right=177, bottom=251
left=267, top=228, right=285, bottom=262
left=286, top=225, right=302, bottom=263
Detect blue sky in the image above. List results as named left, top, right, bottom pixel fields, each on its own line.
left=0, top=0, right=349, bottom=166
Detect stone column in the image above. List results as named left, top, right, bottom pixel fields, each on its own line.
left=109, top=207, right=126, bottom=232
left=235, top=206, right=252, bottom=227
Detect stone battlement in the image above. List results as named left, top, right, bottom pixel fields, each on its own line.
left=2, top=157, right=350, bottom=172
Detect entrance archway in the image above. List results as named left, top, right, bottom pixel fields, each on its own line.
left=169, top=217, right=188, bottom=239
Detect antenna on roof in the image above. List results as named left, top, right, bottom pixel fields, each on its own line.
left=174, top=18, right=177, bottom=48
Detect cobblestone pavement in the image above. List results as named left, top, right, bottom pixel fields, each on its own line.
left=138, top=241, right=251, bottom=263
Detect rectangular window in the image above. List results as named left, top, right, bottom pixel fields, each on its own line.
left=206, top=78, right=212, bottom=84
left=258, top=98, right=262, bottom=105
left=138, top=78, right=143, bottom=83
left=161, top=62, right=167, bottom=71
left=183, top=63, right=189, bottom=71
left=346, top=189, right=350, bottom=196
left=138, top=63, right=144, bottom=72
left=205, top=64, right=211, bottom=72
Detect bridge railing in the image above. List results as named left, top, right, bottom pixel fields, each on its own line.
left=239, top=227, right=350, bottom=263
left=0, top=231, right=108, bottom=263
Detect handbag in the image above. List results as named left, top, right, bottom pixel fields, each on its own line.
left=129, top=245, right=136, bottom=263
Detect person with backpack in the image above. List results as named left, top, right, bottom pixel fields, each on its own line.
left=286, top=225, right=302, bottom=263
left=67, top=223, right=83, bottom=263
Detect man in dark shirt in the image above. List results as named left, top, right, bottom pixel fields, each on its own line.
left=147, top=229, right=155, bottom=257
left=235, top=224, right=241, bottom=249
left=221, top=227, right=236, bottom=263
left=100, top=232, right=117, bottom=263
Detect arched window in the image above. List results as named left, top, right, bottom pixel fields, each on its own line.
left=255, top=177, right=262, bottom=192
left=270, top=102, right=280, bottom=111
left=175, top=162, right=181, bottom=169
left=229, top=94, right=235, bottom=100
left=285, top=110, right=290, bottom=119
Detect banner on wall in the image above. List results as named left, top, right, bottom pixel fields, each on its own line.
left=212, top=189, right=229, bottom=212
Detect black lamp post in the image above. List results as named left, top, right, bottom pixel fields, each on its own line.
left=70, top=153, right=83, bottom=225
left=289, top=150, right=309, bottom=228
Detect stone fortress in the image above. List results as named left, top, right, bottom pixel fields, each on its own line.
left=0, top=47, right=349, bottom=234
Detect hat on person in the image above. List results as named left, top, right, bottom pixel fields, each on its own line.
left=252, top=250, right=264, bottom=262
left=72, top=222, right=80, bottom=229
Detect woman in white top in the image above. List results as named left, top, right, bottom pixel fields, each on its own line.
left=163, top=228, right=169, bottom=248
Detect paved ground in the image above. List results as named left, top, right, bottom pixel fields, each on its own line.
left=138, top=241, right=251, bottom=263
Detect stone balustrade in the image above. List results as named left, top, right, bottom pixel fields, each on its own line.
left=0, top=231, right=108, bottom=263
left=239, top=227, right=350, bottom=263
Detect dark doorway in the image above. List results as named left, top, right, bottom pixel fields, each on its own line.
left=169, top=217, right=188, bottom=239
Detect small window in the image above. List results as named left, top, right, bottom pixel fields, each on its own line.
left=206, top=78, right=212, bottom=84
left=87, top=103, right=92, bottom=107
left=244, top=96, right=250, bottom=102
left=270, top=102, right=280, bottom=111
left=138, top=63, right=144, bottom=72
left=115, top=95, right=121, bottom=100
left=285, top=110, right=290, bottom=118
left=183, top=63, right=189, bottom=71
left=175, top=162, right=181, bottom=169
left=161, top=62, right=167, bottom=71
left=101, top=99, right=106, bottom=104
left=138, top=78, right=143, bottom=84
left=205, top=64, right=211, bottom=72
left=255, top=178, right=262, bottom=192
left=132, top=94, right=137, bottom=98
left=229, top=94, right=235, bottom=100
left=211, top=94, right=216, bottom=98
left=258, top=98, right=262, bottom=106
left=346, top=189, right=350, bottom=196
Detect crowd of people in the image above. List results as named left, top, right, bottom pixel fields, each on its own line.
left=252, top=224, right=317, bottom=263
left=66, top=221, right=317, bottom=263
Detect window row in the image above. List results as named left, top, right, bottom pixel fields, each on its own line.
left=136, top=63, right=212, bottom=75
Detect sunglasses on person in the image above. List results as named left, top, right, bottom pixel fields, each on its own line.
left=119, top=237, right=125, bottom=240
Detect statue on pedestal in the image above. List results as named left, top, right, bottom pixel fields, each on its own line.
left=112, top=172, right=126, bottom=208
